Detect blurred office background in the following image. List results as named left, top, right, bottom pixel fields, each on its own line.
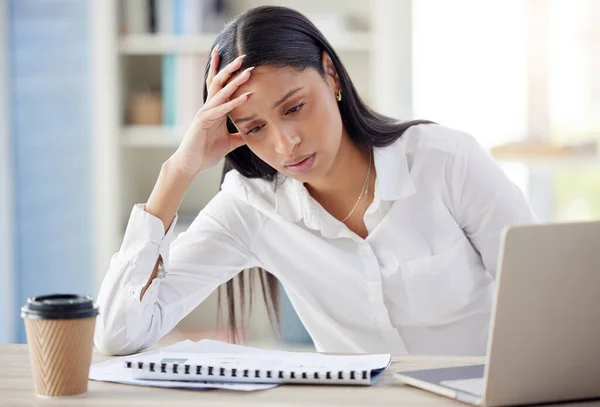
left=0, top=0, right=599, bottom=346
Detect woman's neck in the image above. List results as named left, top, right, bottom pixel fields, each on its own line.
left=305, top=133, right=374, bottom=223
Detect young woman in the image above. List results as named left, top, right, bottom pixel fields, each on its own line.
left=95, top=6, right=535, bottom=357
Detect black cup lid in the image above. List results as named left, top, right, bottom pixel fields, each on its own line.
left=21, top=294, right=99, bottom=320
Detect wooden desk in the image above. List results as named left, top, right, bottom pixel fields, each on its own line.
left=1, top=345, right=597, bottom=407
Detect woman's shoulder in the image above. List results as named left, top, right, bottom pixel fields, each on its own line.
left=398, top=122, right=480, bottom=158
left=194, top=171, right=272, bottom=236
left=221, top=169, right=279, bottom=204
left=221, top=169, right=278, bottom=197
left=385, top=123, right=487, bottom=197
left=217, top=169, right=283, bottom=216
left=220, top=168, right=303, bottom=223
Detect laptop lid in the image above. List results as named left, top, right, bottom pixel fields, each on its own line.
left=483, top=221, right=600, bottom=407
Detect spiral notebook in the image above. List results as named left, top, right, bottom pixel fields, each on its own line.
left=90, top=339, right=278, bottom=391
left=124, top=344, right=391, bottom=386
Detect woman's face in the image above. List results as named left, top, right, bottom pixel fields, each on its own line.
left=227, top=56, right=343, bottom=182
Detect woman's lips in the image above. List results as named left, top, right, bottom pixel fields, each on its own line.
left=284, top=153, right=316, bottom=173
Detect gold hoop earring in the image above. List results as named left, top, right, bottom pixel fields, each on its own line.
left=335, top=89, right=342, bottom=102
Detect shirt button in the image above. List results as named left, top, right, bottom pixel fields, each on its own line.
left=359, top=245, right=371, bottom=257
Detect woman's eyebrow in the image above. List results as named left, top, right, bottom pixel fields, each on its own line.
left=233, top=114, right=257, bottom=124
left=232, top=87, right=304, bottom=124
left=271, top=86, right=303, bottom=109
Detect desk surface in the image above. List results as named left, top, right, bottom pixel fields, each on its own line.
left=1, top=344, right=598, bottom=407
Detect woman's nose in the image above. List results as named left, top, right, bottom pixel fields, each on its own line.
left=273, top=128, right=301, bottom=155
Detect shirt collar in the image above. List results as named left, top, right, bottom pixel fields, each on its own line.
left=373, top=138, right=416, bottom=201
left=278, top=139, right=417, bottom=229
left=222, top=138, right=416, bottom=227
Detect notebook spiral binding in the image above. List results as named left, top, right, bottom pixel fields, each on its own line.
left=125, top=361, right=370, bottom=382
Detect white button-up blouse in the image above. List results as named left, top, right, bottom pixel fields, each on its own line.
left=94, top=124, right=536, bottom=356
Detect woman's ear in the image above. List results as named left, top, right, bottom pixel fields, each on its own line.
left=321, top=51, right=340, bottom=92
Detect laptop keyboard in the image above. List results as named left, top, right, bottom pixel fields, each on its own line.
left=440, top=378, right=485, bottom=396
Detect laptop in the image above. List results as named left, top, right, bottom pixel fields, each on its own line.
left=394, top=221, right=600, bottom=406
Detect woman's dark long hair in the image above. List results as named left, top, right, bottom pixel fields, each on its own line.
left=202, top=6, right=432, bottom=343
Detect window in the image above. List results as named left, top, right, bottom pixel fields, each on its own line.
left=412, top=0, right=600, bottom=221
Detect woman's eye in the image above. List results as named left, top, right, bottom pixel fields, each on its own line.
left=286, top=102, right=306, bottom=115
left=246, top=125, right=264, bottom=135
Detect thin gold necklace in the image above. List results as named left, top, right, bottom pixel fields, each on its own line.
left=354, top=155, right=372, bottom=237
left=341, top=151, right=372, bottom=223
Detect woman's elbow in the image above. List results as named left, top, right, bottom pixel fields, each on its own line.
left=93, top=320, right=143, bottom=356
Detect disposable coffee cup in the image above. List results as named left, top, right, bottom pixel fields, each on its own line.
left=21, top=294, right=99, bottom=397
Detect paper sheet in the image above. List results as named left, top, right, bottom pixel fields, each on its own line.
left=131, top=350, right=390, bottom=383
left=89, top=340, right=277, bottom=391
left=91, top=339, right=390, bottom=389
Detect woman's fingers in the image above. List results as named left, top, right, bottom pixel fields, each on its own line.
left=206, top=54, right=246, bottom=101
left=203, top=92, right=253, bottom=123
left=203, top=66, right=254, bottom=110
left=205, top=45, right=220, bottom=92
left=202, top=48, right=253, bottom=140
left=227, top=132, right=247, bottom=151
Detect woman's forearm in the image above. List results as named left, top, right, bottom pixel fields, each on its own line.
left=139, top=158, right=196, bottom=300
left=145, top=157, right=196, bottom=232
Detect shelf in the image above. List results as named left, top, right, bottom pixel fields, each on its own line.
left=490, top=141, right=600, bottom=167
left=493, top=154, right=600, bottom=168
left=119, top=32, right=373, bottom=55
left=323, top=32, right=373, bottom=52
left=122, top=127, right=600, bottom=168
left=120, top=35, right=217, bottom=55
left=121, top=126, right=182, bottom=147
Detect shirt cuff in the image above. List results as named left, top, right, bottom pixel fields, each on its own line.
left=121, top=204, right=178, bottom=287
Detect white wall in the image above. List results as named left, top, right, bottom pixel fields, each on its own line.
left=370, top=0, right=413, bottom=119
left=91, top=0, right=122, bottom=291
left=412, top=0, right=528, bottom=147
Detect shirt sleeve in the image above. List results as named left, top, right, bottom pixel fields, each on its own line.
left=449, top=133, right=537, bottom=279
left=94, top=191, right=264, bottom=356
